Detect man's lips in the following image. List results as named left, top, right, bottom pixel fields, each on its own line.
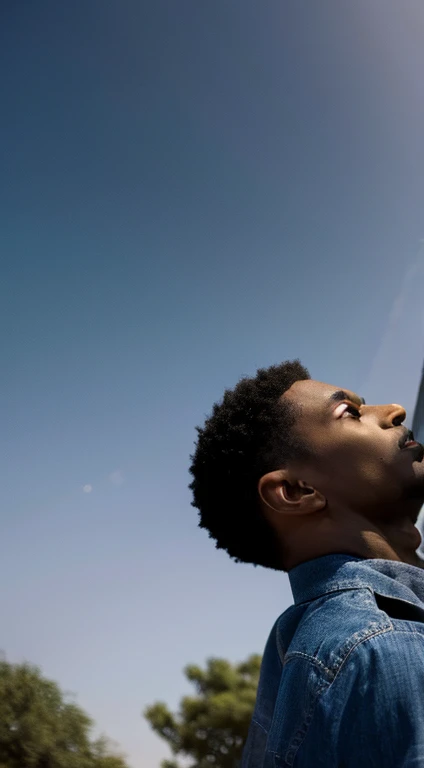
left=398, top=428, right=424, bottom=461
left=399, top=428, right=418, bottom=450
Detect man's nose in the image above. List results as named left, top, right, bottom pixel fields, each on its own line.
left=381, top=403, right=406, bottom=427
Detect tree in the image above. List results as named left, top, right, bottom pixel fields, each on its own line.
left=144, top=654, right=261, bottom=768
left=0, top=659, right=130, bottom=768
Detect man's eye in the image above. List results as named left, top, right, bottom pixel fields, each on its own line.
left=341, top=403, right=361, bottom=419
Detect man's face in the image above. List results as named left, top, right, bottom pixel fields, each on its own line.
left=282, top=379, right=424, bottom=521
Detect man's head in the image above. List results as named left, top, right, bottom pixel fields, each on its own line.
left=189, top=360, right=424, bottom=571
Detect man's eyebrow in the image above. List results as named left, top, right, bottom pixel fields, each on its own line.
left=328, top=390, right=366, bottom=407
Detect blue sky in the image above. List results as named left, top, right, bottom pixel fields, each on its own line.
left=1, top=2, right=424, bottom=766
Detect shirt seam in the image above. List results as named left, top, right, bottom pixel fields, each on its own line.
left=329, top=623, right=393, bottom=686
left=293, top=582, right=378, bottom=605
left=282, top=652, right=333, bottom=678
left=251, top=717, right=268, bottom=736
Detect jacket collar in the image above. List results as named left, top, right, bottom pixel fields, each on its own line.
left=288, top=553, right=424, bottom=607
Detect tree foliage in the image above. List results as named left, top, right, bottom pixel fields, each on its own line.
left=0, top=659, right=130, bottom=768
left=144, top=654, right=261, bottom=768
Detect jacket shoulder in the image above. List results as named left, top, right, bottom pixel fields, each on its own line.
left=278, top=587, right=392, bottom=680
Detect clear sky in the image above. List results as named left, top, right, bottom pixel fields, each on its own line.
left=2, top=2, right=424, bottom=766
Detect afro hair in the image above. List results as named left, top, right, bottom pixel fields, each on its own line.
left=189, top=359, right=311, bottom=571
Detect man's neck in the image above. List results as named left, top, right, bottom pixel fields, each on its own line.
left=284, top=512, right=424, bottom=570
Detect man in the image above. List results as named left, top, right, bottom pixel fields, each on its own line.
left=189, top=360, right=424, bottom=767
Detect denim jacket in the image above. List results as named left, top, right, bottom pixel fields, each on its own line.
left=242, top=553, right=424, bottom=767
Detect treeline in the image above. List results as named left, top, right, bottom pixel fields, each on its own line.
left=0, top=653, right=260, bottom=768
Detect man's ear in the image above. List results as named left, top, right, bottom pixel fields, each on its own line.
left=258, top=469, right=326, bottom=515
